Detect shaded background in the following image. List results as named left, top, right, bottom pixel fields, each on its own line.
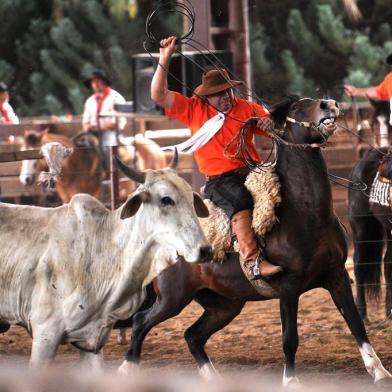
left=0, top=0, right=391, bottom=114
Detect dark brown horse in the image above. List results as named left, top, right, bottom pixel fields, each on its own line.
left=349, top=147, right=392, bottom=322
left=117, top=98, right=392, bottom=387
left=19, top=130, right=102, bottom=202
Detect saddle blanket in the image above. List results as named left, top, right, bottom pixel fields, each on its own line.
left=369, top=172, right=390, bottom=207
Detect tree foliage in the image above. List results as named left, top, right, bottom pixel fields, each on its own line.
left=1, top=0, right=392, bottom=115
left=0, top=0, right=176, bottom=116
left=249, top=0, right=392, bottom=100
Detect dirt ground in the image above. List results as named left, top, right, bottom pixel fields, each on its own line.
left=0, top=262, right=391, bottom=391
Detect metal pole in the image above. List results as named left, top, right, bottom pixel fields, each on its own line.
left=109, top=145, right=119, bottom=211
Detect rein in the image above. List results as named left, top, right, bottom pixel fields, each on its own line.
left=224, top=114, right=367, bottom=192
left=284, top=116, right=329, bottom=148
left=224, top=116, right=328, bottom=165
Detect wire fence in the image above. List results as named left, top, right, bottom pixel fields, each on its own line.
left=1, top=104, right=392, bottom=288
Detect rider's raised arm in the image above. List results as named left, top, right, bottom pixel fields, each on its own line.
left=151, top=36, right=177, bottom=110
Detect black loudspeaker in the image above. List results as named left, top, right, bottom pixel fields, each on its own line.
left=131, top=50, right=233, bottom=114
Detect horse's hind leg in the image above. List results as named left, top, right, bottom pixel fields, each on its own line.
left=326, top=268, right=392, bottom=384
left=280, top=293, right=300, bottom=388
left=383, top=233, right=392, bottom=319
left=184, top=290, right=245, bottom=380
left=351, top=215, right=383, bottom=321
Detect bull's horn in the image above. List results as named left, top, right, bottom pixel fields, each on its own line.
left=169, top=147, right=178, bottom=170
left=114, top=155, right=146, bottom=183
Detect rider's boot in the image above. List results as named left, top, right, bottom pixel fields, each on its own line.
left=231, top=209, right=283, bottom=279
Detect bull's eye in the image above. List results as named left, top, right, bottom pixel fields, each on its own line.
left=161, top=196, right=175, bottom=206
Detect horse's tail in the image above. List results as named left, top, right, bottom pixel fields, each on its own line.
left=352, top=214, right=383, bottom=302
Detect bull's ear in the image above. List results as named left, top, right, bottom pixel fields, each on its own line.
left=121, top=191, right=150, bottom=219
left=193, top=192, right=209, bottom=218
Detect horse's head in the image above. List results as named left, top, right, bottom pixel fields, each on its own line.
left=19, top=130, right=47, bottom=186
left=270, top=97, right=340, bottom=145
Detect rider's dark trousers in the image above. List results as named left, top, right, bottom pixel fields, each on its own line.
left=204, top=168, right=253, bottom=219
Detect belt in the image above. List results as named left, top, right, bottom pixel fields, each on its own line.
left=206, top=167, right=250, bottom=182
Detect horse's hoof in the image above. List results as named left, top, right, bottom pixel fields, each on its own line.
left=117, top=360, right=140, bottom=376
left=375, top=376, right=392, bottom=388
left=283, top=376, right=303, bottom=390
left=199, top=363, right=223, bottom=382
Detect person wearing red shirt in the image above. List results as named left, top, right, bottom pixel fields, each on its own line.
left=0, top=82, right=19, bottom=125
left=345, top=54, right=392, bottom=145
left=344, top=54, right=392, bottom=101
left=151, top=36, right=282, bottom=279
left=82, top=69, right=126, bottom=173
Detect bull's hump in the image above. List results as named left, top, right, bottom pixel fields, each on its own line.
left=69, top=194, right=108, bottom=218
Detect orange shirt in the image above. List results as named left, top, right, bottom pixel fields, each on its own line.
left=165, top=92, right=270, bottom=176
left=376, top=72, right=392, bottom=100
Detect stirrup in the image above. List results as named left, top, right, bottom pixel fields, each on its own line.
left=251, top=255, right=262, bottom=280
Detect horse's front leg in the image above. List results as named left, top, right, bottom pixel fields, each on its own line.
left=280, top=292, right=301, bottom=389
left=326, top=268, right=392, bottom=385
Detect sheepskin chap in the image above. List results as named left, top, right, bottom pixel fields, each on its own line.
left=199, top=170, right=281, bottom=261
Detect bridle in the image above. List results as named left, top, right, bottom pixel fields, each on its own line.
left=281, top=97, right=334, bottom=148
left=224, top=107, right=331, bottom=174
left=280, top=116, right=329, bottom=149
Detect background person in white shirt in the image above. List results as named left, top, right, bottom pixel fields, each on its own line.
left=82, top=69, right=126, bottom=171
left=0, top=82, right=19, bottom=125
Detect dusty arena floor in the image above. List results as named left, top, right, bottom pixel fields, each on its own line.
left=0, top=263, right=391, bottom=391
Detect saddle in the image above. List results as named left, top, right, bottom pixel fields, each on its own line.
left=199, top=169, right=281, bottom=297
left=369, top=154, right=392, bottom=207
left=199, top=169, right=281, bottom=262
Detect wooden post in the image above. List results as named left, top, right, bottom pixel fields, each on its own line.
left=183, top=0, right=212, bottom=51
left=109, top=146, right=119, bottom=211
left=229, top=0, right=252, bottom=95
left=0, top=149, right=43, bottom=162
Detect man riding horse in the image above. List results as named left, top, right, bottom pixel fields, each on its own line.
left=345, top=53, right=392, bottom=147
left=151, top=36, right=282, bottom=279
left=151, top=36, right=287, bottom=280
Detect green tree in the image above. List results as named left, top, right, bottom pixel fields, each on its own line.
left=249, top=0, right=391, bottom=100
left=1, top=0, right=179, bottom=116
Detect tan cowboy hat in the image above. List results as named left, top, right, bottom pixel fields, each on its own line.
left=194, top=69, right=243, bottom=96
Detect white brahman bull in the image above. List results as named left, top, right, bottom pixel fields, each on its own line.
left=0, top=150, right=212, bottom=367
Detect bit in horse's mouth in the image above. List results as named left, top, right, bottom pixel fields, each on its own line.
left=319, top=116, right=336, bottom=126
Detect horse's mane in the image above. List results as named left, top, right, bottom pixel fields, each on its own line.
left=269, top=95, right=299, bottom=129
